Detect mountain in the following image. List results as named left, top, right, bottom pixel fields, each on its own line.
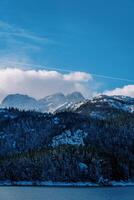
left=38, top=92, right=85, bottom=112
left=1, top=94, right=39, bottom=111
left=66, top=92, right=85, bottom=103
left=1, top=92, right=85, bottom=113
left=0, top=94, right=134, bottom=185
left=38, top=93, right=67, bottom=112
left=0, top=95, right=134, bottom=185
left=56, top=95, right=134, bottom=119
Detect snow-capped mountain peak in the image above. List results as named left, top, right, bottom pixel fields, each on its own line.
left=1, top=92, right=85, bottom=113
left=55, top=94, right=134, bottom=120
left=1, top=94, right=38, bottom=111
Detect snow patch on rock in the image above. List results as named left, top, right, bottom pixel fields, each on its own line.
left=51, top=130, right=88, bottom=147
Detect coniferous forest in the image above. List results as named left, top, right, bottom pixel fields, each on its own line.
left=0, top=105, right=134, bottom=185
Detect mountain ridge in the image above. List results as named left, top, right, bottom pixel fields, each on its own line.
left=1, top=92, right=85, bottom=113
left=2, top=93, right=134, bottom=115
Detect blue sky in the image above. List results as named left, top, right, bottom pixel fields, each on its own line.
left=0, top=0, right=134, bottom=99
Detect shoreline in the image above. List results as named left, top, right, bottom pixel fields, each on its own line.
left=0, top=181, right=134, bottom=187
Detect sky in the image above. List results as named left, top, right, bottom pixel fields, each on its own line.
left=0, top=0, right=134, bottom=101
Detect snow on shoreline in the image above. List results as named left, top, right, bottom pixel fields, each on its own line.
left=0, top=181, right=134, bottom=187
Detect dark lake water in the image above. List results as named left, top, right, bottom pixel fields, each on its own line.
left=0, top=187, right=133, bottom=200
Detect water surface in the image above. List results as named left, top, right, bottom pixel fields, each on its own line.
left=0, top=187, right=133, bottom=200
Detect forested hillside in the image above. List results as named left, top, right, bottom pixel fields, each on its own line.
left=0, top=104, right=134, bottom=185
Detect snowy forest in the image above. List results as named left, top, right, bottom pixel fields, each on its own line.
left=0, top=102, right=134, bottom=185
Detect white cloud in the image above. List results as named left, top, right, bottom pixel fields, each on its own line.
left=104, top=85, right=134, bottom=97
left=0, top=67, right=95, bottom=102
left=64, top=72, right=92, bottom=82
left=0, top=63, right=133, bottom=103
